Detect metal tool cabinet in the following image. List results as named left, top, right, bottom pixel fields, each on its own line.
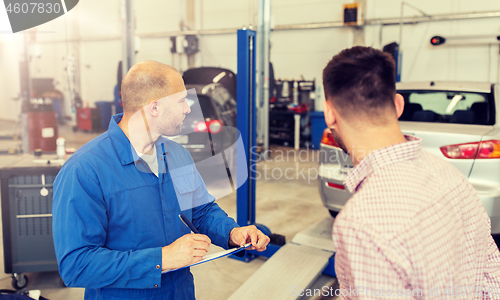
left=0, top=166, right=60, bottom=289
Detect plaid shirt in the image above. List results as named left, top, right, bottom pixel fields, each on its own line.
left=333, top=136, right=500, bottom=299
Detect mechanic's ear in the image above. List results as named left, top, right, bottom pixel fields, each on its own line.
left=323, top=99, right=338, bottom=129
left=149, top=100, right=159, bottom=116
left=394, top=93, right=405, bottom=119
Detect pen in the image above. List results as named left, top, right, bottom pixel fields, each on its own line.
left=179, top=214, right=200, bottom=234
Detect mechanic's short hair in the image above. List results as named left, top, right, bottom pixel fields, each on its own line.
left=323, top=46, right=396, bottom=120
left=121, top=61, right=178, bottom=113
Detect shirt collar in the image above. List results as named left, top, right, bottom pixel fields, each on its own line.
left=108, top=114, right=168, bottom=166
left=107, top=114, right=134, bottom=165
left=344, top=135, right=422, bottom=193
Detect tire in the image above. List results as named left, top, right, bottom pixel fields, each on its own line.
left=329, top=210, right=339, bottom=218
left=11, top=273, right=28, bottom=290
left=59, top=275, right=67, bottom=287
left=493, top=234, right=500, bottom=250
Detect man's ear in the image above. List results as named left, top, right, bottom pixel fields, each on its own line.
left=394, top=93, right=405, bottom=119
left=323, top=99, right=338, bottom=129
left=148, top=100, right=159, bottom=117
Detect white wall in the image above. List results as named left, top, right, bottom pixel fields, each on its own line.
left=1, top=0, right=499, bottom=121
left=197, top=0, right=500, bottom=110
left=135, top=0, right=179, bottom=65
left=366, top=0, right=500, bottom=83
left=0, top=33, right=23, bottom=121
left=271, top=0, right=353, bottom=83
left=197, top=0, right=353, bottom=110
left=77, top=0, right=121, bottom=110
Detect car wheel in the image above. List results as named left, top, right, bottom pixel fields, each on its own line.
left=59, top=275, right=67, bottom=287
left=329, top=210, right=339, bottom=218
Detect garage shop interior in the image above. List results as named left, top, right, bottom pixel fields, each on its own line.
left=0, top=0, right=500, bottom=299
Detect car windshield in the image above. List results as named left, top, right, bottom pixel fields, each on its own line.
left=185, top=94, right=218, bottom=122
left=398, top=90, right=495, bottom=125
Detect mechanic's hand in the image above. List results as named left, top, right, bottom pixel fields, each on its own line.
left=161, top=234, right=211, bottom=271
left=229, top=225, right=270, bottom=251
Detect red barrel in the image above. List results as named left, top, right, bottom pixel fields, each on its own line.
left=26, top=111, right=58, bottom=152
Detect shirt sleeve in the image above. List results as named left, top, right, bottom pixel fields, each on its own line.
left=483, top=234, right=500, bottom=299
left=333, top=218, right=411, bottom=299
left=190, top=170, right=239, bottom=250
left=52, top=164, right=162, bottom=289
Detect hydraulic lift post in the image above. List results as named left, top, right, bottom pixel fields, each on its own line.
left=233, top=28, right=282, bottom=262
left=228, top=30, right=337, bottom=300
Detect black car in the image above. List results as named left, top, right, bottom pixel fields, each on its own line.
left=166, top=67, right=240, bottom=195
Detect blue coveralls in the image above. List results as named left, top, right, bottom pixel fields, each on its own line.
left=52, top=114, right=239, bottom=299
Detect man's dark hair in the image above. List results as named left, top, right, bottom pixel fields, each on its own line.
left=323, top=46, right=396, bottom=120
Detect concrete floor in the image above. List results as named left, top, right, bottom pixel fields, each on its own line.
left=0, top=120, right=333, bottom=299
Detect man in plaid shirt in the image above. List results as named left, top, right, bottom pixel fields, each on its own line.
left=322, top=46, right=500, bottom=299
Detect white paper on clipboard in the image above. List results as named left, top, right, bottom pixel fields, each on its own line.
left=162, top=243, right=252, bottom=273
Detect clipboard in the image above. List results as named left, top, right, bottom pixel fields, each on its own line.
left=162, top=243, right=252, bottom=273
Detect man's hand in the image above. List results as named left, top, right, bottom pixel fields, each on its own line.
left=161, top=234, right=211, bottom=272
left=229, top=226, right=270, bottom=251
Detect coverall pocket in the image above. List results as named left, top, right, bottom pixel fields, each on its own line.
left=171, top=172, right=201, bottom=211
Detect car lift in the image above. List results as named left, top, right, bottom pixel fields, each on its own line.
left=232, top=28, right=282, bottom=262
left=231, top=28, right=337, bottom=300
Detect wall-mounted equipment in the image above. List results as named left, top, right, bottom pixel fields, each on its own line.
left=184, top=35, right=199, bottom=55
left=169, top=36, right=177, bottom=54
left=430, top=36, right=446, bottom=46
left=343, top=3, right=364, bottom=26
left=430, top=34, right=500, bottom=46
left=170, top=35, right=199, bottom=54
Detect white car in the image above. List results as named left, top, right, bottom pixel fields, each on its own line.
left=319, top=81, right=500, bottom=245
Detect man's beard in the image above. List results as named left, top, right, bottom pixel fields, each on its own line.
left=175, top=124, right=182, bottom=135
left=161, top=113, right=183, bottom=136
left=163, top=124, right=182, bottom=136
left=329, top=128, right=349, bottom=155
